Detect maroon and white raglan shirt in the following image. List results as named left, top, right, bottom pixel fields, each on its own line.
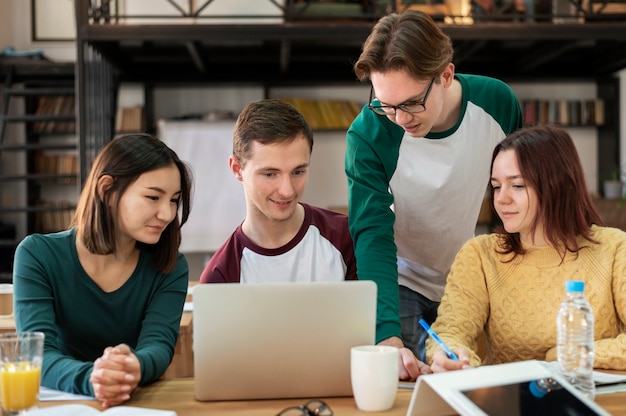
left=199, top=203, right=357, bottom=283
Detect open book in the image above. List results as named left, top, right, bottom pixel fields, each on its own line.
left=24, top=404, right=176, bottom=416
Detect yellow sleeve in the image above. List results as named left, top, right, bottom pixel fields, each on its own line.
left=594, top=228, right=626, bottom=370
left=426, top=236, right=490, bottom=367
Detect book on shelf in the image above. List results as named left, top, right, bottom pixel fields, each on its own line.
left=34, top=153, right=78, bottom=181
left=45, top=97, right=65, bottom=133
left=594, top=98, right=605, bottom=126
left=522, top=99, right=537, bottom=126
left=277, top=97, right=361, bottom=130
left=34, top=152, right=55, bottom=175
left=33, top=96, right=76, bottom=134
left=24, top=404, right=176, bottom=416
left=116, top=105, right=145, bottom=133
left=581, top=99, right=595, bottom=126
left=569, top=100, right=582, bottom=126
left=35, top=201, right=75, bottom=233
left=57, top=95, right=76, bottom=133
left=558, top=99, right=569, bottom=126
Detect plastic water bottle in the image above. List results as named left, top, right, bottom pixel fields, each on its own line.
left=556, top=280, right=595, bottom=400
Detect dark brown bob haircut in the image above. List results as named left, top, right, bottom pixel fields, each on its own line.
left=72, top=133, right=193, bottom=273
left=492, top=124, right=602, bottom=258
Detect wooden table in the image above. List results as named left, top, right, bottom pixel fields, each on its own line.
left=38, top=378, right=413, bottom=415
left=163, top=282, right=196, bottom=378
left=37, top=377, right=626, bottom=416
left=6, top=280, right=626, bottom=414
left=163, top=311, right=193, bottom=378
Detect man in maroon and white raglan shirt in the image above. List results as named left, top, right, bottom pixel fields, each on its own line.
left=200, top=99, right=356, bottom=284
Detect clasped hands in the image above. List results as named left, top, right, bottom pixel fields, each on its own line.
left=90, top=344, right=141, bottom=408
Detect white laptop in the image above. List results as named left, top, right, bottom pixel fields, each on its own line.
left=406, top=360, right=610, bottom=416
left=192, top=281, right=377, bottom=401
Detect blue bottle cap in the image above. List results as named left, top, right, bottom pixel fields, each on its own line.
left=529, top=380, right=547, bottom=398
left=565, top=280, right=584, bottom=292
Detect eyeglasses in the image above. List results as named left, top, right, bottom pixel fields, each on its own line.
left=276, top=399, right=333, bottom=416
left=368, top=77, right=436, bottom=116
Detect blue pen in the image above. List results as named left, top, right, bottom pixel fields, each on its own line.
left=418, top=318, right=460, bottom=361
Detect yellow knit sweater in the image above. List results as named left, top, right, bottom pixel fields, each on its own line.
left=426, top=225, right=626, bottom=370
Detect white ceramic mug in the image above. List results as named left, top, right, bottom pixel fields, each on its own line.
left=0, top=284, right=13, bottom=318
left=351, top=345, right=399, bottom=412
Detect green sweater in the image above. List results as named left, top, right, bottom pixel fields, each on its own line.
left=427, top=227, right=626, bottom=370
left=13, top=229, right=188, bottom=396
left=345, top=74, right=523, bottom=343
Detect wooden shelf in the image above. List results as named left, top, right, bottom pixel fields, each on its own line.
left=0, top=61, right=79, bottom=241
left=74, top=0, right=626, bottom=82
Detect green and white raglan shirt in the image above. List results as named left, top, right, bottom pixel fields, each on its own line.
left=345, top=74, right=523, bottom=343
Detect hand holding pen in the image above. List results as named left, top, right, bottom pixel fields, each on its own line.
left=419, top=319, right=459, bottom=361
left=419, top=319, right=471, bottom=373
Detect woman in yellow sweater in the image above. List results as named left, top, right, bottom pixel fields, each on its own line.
left=426, top=124, right=626, bottom=372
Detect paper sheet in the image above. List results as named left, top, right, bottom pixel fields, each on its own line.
left=539, top=360, right=626, bottom=386
left=39, top=387, right=94, bottom=402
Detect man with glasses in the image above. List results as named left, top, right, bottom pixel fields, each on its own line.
left=345, top=10, right=523, bottom=379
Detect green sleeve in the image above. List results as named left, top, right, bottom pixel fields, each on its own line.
left=133, top=253, right=188, bottom=384
left=345, top=108, right=406, bottom=343
left=458, top=74, right=523, bottom=134
left=14, top=234, right=96, bottom=396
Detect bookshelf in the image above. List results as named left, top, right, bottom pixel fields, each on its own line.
left=510, top=78, right=620, bottom=194
left=520, top=98, right=605, bottom=127
left=0, top=60, right=79, bottom=264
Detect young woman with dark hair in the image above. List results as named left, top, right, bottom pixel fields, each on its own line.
left=14, top=133, right=193, bottom=407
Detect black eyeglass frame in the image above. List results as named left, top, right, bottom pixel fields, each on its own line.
left=276, top=399, right=334, bottom=416
left=368, top=76, right=437, bottom=116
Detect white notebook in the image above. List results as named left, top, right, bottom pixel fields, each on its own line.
left=24, top=404, right=176, bottom=416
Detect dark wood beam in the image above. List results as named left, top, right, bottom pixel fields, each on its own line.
left=516, top=39, right=594, bottom=73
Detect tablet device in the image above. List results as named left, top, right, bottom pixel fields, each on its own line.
left=460, top=377, right=606, bottom=416
left=406, top=360, right=610, bottom=416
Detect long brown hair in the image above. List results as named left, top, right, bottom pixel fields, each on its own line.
left=72, top=134, right=193, bottom=273
left=492, top=124, right=602, bottom=258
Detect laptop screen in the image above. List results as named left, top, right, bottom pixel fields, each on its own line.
left=192, top=281, right=377, bottom=401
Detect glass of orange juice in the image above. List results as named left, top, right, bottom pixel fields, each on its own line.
left=0, top=332, right=44, bottom=415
